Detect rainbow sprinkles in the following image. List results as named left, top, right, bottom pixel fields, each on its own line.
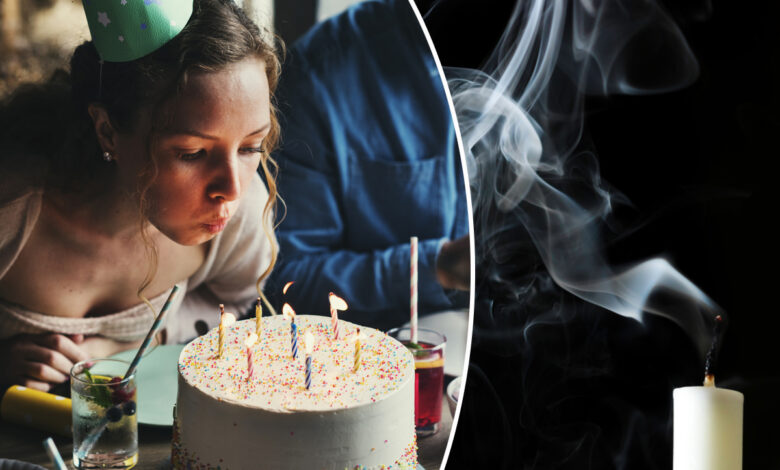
left=173, top=314, right=417, bottom=469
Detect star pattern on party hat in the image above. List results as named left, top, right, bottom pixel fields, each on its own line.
left=81, top=0, right=193, bottom=62
left=97, top=11, right=111, bottom=27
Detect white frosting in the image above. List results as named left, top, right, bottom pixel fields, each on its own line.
left=174, top=315, right=416, bottom=469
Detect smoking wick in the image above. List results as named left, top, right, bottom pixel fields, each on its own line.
left=703, top=314, right=723, bottom=387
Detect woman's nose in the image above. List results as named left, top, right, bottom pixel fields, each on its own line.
left=207, top=153, right=241, bottom=202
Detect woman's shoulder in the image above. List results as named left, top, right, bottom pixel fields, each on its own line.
left=0, top=185, right=43, bottom=279
left=0, top=172, right=41, bottom=204
left=0, top=179, right=42, bottom=221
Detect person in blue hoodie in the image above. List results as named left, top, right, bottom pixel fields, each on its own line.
left=266, top=0, right=470, bottom=330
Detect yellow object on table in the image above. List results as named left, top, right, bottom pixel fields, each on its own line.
left=0, top=385, right=72, bottom=436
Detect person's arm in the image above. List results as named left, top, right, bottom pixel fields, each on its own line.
left=268, top=140, right=459, bottom=329
left=267, top=2, right=470, bottom=328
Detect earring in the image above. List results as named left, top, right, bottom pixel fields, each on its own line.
left=103, top=151, right=113, bottom=162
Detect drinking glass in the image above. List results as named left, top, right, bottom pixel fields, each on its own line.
left=388, top=327, right=446, bottom=437
left=70, top=358, right=138, bottom=469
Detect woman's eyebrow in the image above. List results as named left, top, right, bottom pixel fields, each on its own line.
left=161, top=123, right=271, bottom=140
left=245, top=123, right=271, bottom=136
left=161, top=129, right=219, bottom=140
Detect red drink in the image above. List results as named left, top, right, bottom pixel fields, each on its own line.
left=412, top=342, right=445, bottom=429
left=389, top=327, right=447, bottom=436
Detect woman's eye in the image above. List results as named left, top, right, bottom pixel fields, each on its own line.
left=179, top=149, right=206, bottom=161
left=239, top=146, right=265, bottom=155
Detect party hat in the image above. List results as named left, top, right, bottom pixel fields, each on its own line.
left=82, top=0, right=194, bottom=62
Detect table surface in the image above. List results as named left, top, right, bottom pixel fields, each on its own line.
left=0, top=395, right=453, bottom=470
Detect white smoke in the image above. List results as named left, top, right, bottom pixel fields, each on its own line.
left=448, top=0, right=721, bottom=357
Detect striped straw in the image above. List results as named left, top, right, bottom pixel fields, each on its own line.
left=410, top=236, right=418, bottom=344
left=75, top=417, right=109, bottom=461
left=123, top=284, right=180, bottom=379
left=43, top=437, right=67, bottom=470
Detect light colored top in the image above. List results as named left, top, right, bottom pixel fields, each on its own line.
left=0, top=173, right=276, bottom=344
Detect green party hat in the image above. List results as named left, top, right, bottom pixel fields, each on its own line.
left=82, top=0, right=194, bottom=62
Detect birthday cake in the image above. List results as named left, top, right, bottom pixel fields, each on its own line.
left=172, top=314, right=417, bottom=470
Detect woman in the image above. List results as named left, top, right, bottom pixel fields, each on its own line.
left=0, top=0, right=281, bottom=391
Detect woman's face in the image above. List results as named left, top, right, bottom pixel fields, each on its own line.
left=115, top=57, right=271, bottom=246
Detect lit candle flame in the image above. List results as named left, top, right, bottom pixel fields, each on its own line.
left=283, top=281, right=295, bottom=295
left=328, top=293, right=348, bottom=311
left=245, top=332, right=258, bottom=347
left=218, top=309, right=236, bottom=359
left=222, top=312, right=236, bottom=326
left=350, top=329, right=365, bottom=342
left=282, top=303, right=296, bottom=319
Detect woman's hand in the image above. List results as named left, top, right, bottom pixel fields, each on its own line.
left=435, top=235, right=472, bottom=291
left=0, top=334, right=89, bottom=391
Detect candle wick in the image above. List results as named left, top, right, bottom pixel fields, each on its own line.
left=703, top=314, right=724, bottom=384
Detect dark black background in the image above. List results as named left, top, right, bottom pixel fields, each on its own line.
left=416, top=0, right=779, bottom=468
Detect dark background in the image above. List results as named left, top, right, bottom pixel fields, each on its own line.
left=416, top=0, right=779, bottom=468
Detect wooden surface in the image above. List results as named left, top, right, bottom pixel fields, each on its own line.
left=0, top=395, right=453, bottom=470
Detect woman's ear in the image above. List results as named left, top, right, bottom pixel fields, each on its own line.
left=87, top=104, right=119, bottom=156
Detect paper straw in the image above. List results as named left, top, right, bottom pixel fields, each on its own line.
left=43, top=437, right=67, bottom=470
left=410, top=236, right=418, bottom=344
left=123, top=284, right=180, bottom=379
left=76, top=416, right=108, bottom=460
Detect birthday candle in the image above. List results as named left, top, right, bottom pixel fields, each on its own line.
left=218, top=304, right=225, bottom=356
left=283, top=303, right=298, bottom=359
left=255, top=297, right=262, bottom=336
left=328, top=292, right=348, bottom=340
left=217, top=305, right=236, bottom=359
left=291, top=323, right=298, bottom=360
left=304, top=332, right=314, bottom=390
left=245, top=333, right=258, bottom=381
left=352, top=328, right=362, bottom=373
left=410, top=236, right=418, bottom=344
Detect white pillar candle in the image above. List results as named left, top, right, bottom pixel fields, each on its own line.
left=673, top=383, right=743, bottom=470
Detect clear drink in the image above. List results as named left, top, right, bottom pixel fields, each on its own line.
left=387, top=327, right=447, bottom=437
left=70, top=359, right=138, bottom=469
